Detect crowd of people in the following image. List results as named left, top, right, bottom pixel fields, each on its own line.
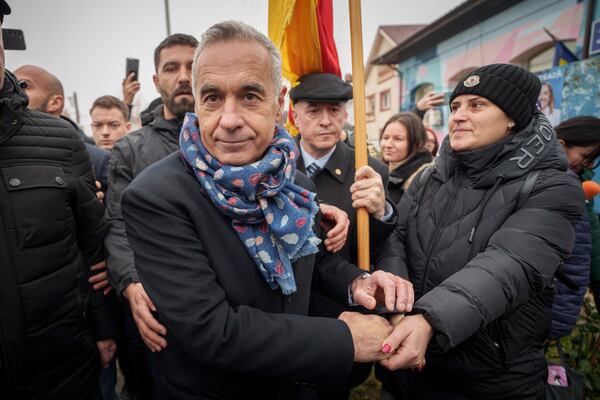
left=1, top=1, right=600, bottom=399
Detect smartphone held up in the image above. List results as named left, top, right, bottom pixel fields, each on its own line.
left=125, top=57, right=139, bottom=81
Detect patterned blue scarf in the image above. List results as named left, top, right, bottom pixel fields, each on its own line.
left=179, top=113, right=321, bottom=295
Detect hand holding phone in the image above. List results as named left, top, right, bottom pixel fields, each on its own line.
left=123, top=58, right=141, bottom=106
left=125, top=58, right=139, bottom=81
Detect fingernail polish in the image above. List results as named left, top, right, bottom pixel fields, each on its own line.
left=381, top=343, right=391, bottom=353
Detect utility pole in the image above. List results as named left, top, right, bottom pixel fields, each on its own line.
left=164, top=0, right=171, bottom=36
left=72, top=91, right=80, bottom=125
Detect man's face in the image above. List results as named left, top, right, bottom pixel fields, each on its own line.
left=153, top=45, right=195, bottom=119
left=14, top=68, right=51, bottom=112
left=90, top=106, right=131, bottom=150
left=194, top=39, right=284, bottom=166
left=293, top=101, right=347, bottom=154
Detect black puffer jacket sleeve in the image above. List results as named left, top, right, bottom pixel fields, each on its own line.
left=415, top=172, right=583, bottom=350
left=375, top=167, right=417, bottom=280
left=105, top=141, right=139, bottom=296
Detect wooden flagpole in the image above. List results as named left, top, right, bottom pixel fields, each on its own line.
left=348, top=0, right=370, bottom=271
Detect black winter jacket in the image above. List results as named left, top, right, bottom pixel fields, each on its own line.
left=387, top=150, right=433, bottom=206
left=105, top=106, right=182, bottom=295
left=377, top=113, right=583, bottom=399
left=0, top=72, right=111, bottom=399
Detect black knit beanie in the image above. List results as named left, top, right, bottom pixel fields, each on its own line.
left=449, top=64, right=541, bottom=130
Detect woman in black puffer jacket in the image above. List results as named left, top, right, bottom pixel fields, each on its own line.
left=376, top=64, right=583, bottom=400
left=379, top=112, right=433, bottom=207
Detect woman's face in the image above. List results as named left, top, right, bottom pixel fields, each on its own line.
left=448, top=95, right=513, bottom=152
left=425, top=130, right=437, bottom=154
left=538, top=84, right=551, bottom=109
left=562, top=143, right=597, bottom=172
left=380, top=121, right=410, bottom=163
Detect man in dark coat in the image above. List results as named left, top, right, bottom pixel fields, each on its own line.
left=122, top=20, right=412, bottom=400
left=291, top=73, right=398, bottom=398
left=0, top=3, right=115, bottom=398
left=291, top=73, right=395, bottom=272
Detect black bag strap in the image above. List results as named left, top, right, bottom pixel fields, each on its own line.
left=517, top=170, right=580, bottom=292
left=516, top=170, right=540, bottom=209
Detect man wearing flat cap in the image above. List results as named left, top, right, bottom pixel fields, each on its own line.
left=0, top=2, right=116, bottom=398
left=291, top=72, right=398, bottom=398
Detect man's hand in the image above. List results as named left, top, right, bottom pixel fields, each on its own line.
left=351, top=270, right=413, bottom=312
left=96, top=338, right=117, bottom=369
left=416, top=91, right=445, bottom=112
left=339, top=311, right=393, bottom=363
left=350, top=166, right=386, bottom=220
left=319, top=203, right=349, bottom=253
left=379, top=314, right=434, bottom=371
left=122, top=72, right=140, bottom=107
left=124, top=282, right=167, bottom=352
left=95, top=180, right=104, bottom=204
left=89, top=261, right=112, bottom=295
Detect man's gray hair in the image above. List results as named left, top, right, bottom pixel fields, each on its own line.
left=192, top=21, right=282, bottom=99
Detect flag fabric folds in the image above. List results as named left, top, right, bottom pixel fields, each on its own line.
left=269, top=0, right=341, bottom=84
left=268, top=0, right=342, bottom=133
left=553, top=41, right=578, bottom=67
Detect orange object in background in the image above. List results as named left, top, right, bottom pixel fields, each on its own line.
left=582, top=180, right=600, bottom=200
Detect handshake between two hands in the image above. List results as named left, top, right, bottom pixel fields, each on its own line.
left=341, top=270, right=434, bottom=371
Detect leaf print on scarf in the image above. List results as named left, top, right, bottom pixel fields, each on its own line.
left=179, top=113, right=321, bottom=294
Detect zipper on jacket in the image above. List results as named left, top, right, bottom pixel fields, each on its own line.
left=419, top=175, right=462, bottom=296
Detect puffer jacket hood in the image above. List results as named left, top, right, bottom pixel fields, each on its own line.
left=0, top=72, right=28, bottom=145
left=0, top=71, right=28, bottom=109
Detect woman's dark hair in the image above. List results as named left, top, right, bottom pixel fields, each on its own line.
left=555, top=116, right=600, bottom=168
left=379, top=112, right=428, bottom=157
left=426, top=128, right=439, bottom=156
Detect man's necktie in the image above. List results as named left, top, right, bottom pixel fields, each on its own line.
left=306, top=163, right=321, bottom=179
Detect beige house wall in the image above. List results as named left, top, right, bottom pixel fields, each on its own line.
left=365, top=37, right=400, bottom=147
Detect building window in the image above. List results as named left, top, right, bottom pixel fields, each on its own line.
left=380, top=90, right=391, bottom=112
left=366, top=94, right=375, bottom=122
left=517, top=40, right=576, bottom=73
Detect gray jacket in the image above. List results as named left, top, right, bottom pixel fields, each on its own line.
left=105, top=106, right=183, bottom=295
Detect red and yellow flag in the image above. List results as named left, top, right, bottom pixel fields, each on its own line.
left=268, top=0, right=341, bottom=132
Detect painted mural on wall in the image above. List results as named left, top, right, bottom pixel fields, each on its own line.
left=561, top=57, right=600, bottom=120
